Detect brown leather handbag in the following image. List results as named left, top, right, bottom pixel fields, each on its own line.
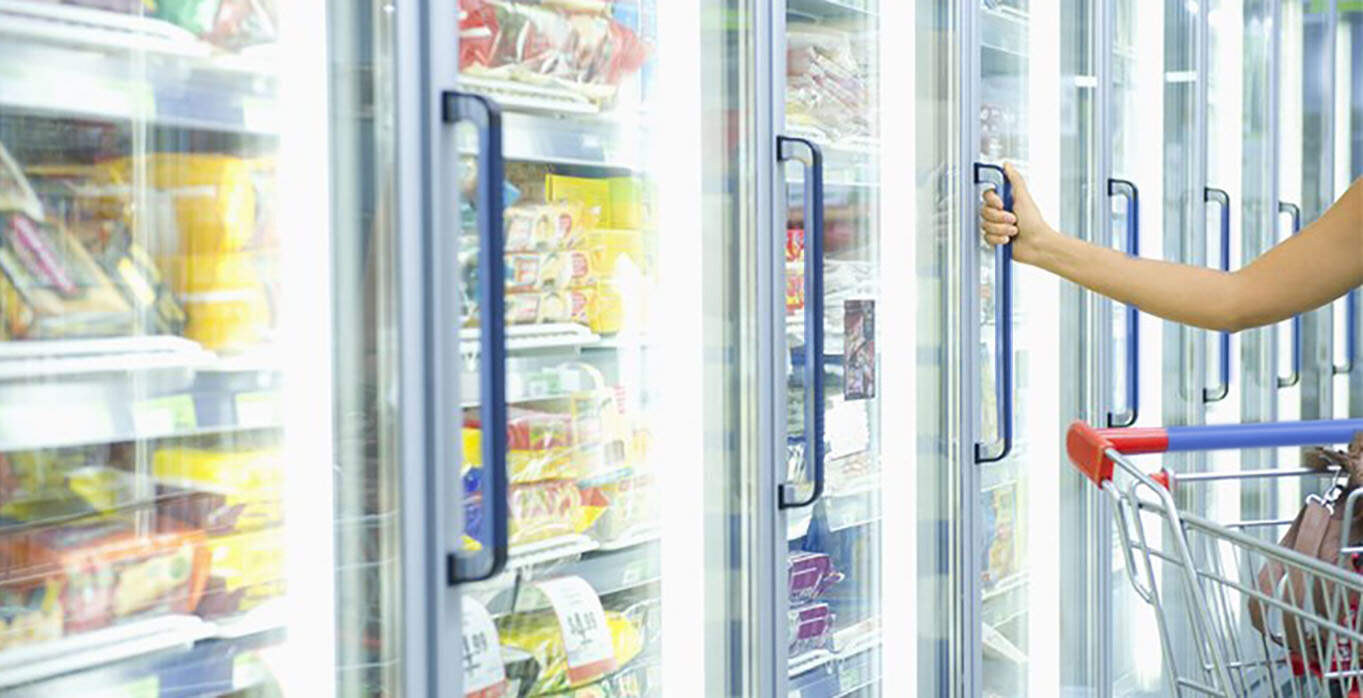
left=1248, top=435, right=1363, bottom=668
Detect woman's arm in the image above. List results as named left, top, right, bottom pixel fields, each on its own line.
left=980, top=164, right=1363, bottom=332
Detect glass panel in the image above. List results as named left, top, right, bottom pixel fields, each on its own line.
left=451, top=2, right=734, bottom=696
left=0, top=2, right=330, bottom=696
left=1299, top=0, right=1336, bottom=422
left=330, top=3, right=401, bottom=696
left=914, top=1, right=961, bottom=695
left=1347, top=7, right=1363, bottom=418
left=782, top=2, right=885, bottom=695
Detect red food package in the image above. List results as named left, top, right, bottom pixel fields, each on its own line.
left=0, top=521, right=210, bottom=635
left=459, top=0, right=500, bottom=68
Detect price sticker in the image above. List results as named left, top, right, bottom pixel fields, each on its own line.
left=535, top=576, right=616, bottom=684
left=235, top=391, right=280, bottom=429
left=461, top=597, right=507, bottom=698
left=132, top=395, right=197, bottom=436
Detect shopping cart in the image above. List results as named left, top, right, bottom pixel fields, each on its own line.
left=1068, top=418, right=1363, bottom=697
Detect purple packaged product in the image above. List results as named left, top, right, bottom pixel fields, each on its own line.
left=788, top=602, right=834, bottom=656
left=787, top=551, right=843, bottom=603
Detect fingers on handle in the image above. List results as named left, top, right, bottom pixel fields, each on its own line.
left=980, top=206, right=1015, bottom=223
left=1003, top=162, right=1026, bottom=194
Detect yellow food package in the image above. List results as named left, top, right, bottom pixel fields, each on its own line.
left=463, top=426, right=578, bottom=484
left=156, top=252, right=262, bottom=295
left=581, top=230, right=645, bottom=275
left=206, top=528, right=285, bottom=609
left=497, top=609, right=643, bottom=696
left=0, top=578, right=63, bottom=651
left=544, top=174, right=611, bottom=226
left=103, top=154, right=257, bottom=254
left=153, top=447, right=281, bottom=492
left=606, top=178, right=647, bottom=230
left=179, top=289, right=271, bottom=350
left=589, top=283, right=624, bottom=335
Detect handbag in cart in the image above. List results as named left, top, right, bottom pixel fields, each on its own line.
left=1248, top=434, right=1363, bottom=668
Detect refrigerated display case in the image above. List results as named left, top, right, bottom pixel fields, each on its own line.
left=0, top=1, right=335, bottom=696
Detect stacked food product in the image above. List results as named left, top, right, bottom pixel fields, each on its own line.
left=0, top=440, right=284, bottom=650
left=152, top=446, right=285, bottom=617
left=458, top=0, right=652, bottom=109
left=497, top=580, right=657, bottom=697
left=462, top=365, right=653, bottom=550
left=786, top=551, right=841, bottom=657
left=30, top=0, right=278, bottom=50
left=786, top=22, right=873, bottom=143
left=0, top=143, right=186, bottom=340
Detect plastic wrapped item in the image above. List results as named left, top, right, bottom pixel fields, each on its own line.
left=496, top=608, right=644, bottom=696
left=786, top=24, right=871, bottom=142
left=152, top=447, right=283, bottom=534
left=0, top=520, right=210, bottom=640
left=787, top=551, right=843, bottom=604
left=153, top=0, right=278, bottom=50
left=458, top=0, right=650, bottom=107
left=508, top=479, right=591, bottom=546
left=0, top=577, right=64, bottom=650
left=194, top=527, right=283, bottom=618
left=544, top=175, right=648, bottom=231
left=0, top=213, right=134, bottom=339
left=788, top=603, right=834, bottom=657
left=581, top=474, right=656, bottom=544
left=0, top=142, right=43, bottom=222
left=506, top=249, right=598, bottom=292
left=504, top=203, right=590, bottom=253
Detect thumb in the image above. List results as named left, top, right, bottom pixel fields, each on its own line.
left=1003, top=162, right=1028, bottom=197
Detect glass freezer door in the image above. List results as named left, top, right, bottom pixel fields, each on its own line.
left=445, top=2, right=738, bottom=697
left=780, top=2, right=886, bottom=696
left=0, top=2, right=338, bottom=696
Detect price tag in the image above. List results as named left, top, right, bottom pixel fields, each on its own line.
left=235, top=391, right=280, bottom=429
left=535, top=577, right=616, bottom=684
left=132, top=395, right=197, bottom=436
left=461, top=597, right=507, bottom=698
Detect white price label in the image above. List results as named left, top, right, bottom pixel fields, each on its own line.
left=461, top=597, right=507, bottom=698
left=536, top=576, right=616, bottom=684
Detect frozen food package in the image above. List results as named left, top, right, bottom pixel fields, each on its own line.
left=506, top=249, right=597, bottom=292
left=0, top=213, right=134, bottom=339
left=153, top=0, right=279, bottom=50
left=464, top=412, right=576, bottom=483
left=152, top=447, right=283, bottom=534
left=0, top=520, right=210, bottom=637
left=0, top=577, right=64, bottom=651
left=458, top=0, right=651, bottom=106
left=787, top=551, right=843, bottom=604
left=0, top=142, right=43, bottom=222
left=98, top=235, right=187, bottom=336
left=504, top=204, right=588, bottom=252
left=194, top=527, right=284, bottom=618
left=102, top=154, right=259, bottom=255
left=545, top=175, right=648, bottom=231
left=787, top=603, right=834, bottom=657
left=581, top=474, right=657, bottom=545
left=496, top=608, right=643, bottom=696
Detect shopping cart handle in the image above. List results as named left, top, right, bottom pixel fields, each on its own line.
left=1066, top=418, right=1363, bottom=486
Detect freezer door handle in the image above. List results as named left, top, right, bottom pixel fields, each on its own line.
left=1203, top=187, right=1231, bottom=403
left=973, top=163, right=1013, bottom=464
left=443, top=91, right=509, bottom=584
left=1334, top=291, right=1357, bottom=376
left=1108, top=179, right=1141, bottom=427
left=1277, top=202, right=1303, bottom=388
left=777, top=136, right=826, bottom=509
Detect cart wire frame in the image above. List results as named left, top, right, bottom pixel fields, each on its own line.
left=1067, top=418, right=1363, bottom=697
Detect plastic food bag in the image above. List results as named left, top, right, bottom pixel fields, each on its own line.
left=497, top=609, right=643, bottom=696
left=458, top=0, right=650, bottom=105
left=154, top=0, right=278, bottom=50
left=788, top=603, right=834, bottom=657
left=787, top=551, right=843, bottom=604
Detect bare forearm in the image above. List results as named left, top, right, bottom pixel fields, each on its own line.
left=1036, top=235, right=1248, bottom=332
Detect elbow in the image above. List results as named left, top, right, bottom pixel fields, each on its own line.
left=1211, top=279, right=1260, bottom=333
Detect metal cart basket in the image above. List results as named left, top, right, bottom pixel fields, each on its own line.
left=1068, top=418, right=1363, bottom=697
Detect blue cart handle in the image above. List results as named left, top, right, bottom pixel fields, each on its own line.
left=1067, top=419, right=1363, bottom=486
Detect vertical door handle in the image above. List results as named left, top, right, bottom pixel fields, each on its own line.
left=1277, top=202, right=1303, bottom=388
left=777, top=136, right=826, bottom=509
left=444, top=91, right=508, bottom=583
left=1107, top=179, right=1140, bottom=427
left=1336, top=291, right=1358, bottom=376
left=973, top=163, right=1013, bottom=463
left=1203, top=187, right=1231, bottom=403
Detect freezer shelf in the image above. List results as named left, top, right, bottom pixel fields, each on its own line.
left=788, top=622, right=881, bottom=695
left=0, top=338, right=281, bottom=451
left=0, top=0, right=278, bottom=134
left=465, top=538, right=661, bottom=618
left=0, top=601, right=285, bottom=694
left=786, top=0, right=878, bottom=20
left=456, top=90, right=647, bottom=171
